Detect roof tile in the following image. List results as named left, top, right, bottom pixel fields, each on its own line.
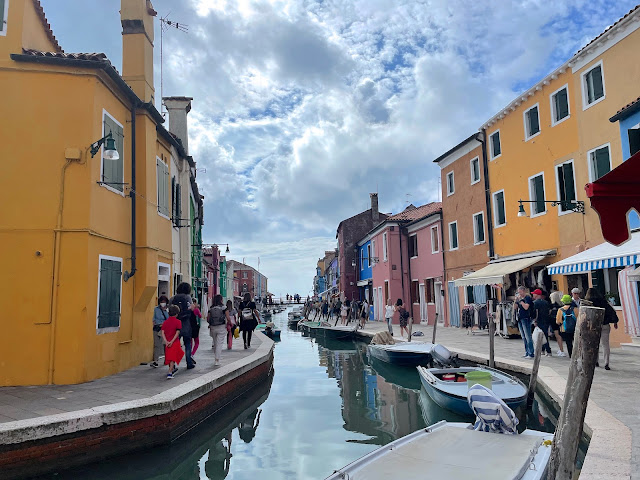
left=32, top=0, right=63, bottom=53
left=388, top=202, right=442, bottom=222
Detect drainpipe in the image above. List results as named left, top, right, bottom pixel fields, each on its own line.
left=480, top=129, right=495, bottom=260
left=124, top=104, right=137, bottom=281
left=439, top=212, right=447, bottom=327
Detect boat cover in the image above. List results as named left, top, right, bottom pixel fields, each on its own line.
left=468, top=384, right=518, bottom=434
left=334, top=425, right=541, bottom=480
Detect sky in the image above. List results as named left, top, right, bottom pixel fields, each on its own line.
left=41, top=0, right=637, bottom=298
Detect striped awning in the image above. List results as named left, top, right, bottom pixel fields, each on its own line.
left=547, top=230, right=640, bottom=275
left=629, top=266, right=640, bottom=282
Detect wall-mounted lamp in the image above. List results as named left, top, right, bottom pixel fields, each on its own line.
left=90, top=132, right=119, bottom=161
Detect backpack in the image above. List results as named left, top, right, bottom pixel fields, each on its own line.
left=171, top=294, right=193, bottom=328
left=562, top=308, right=577, bottom=333
left=241, top=303, right=254, bottom=321
left=208, top=305, right=226, bottom=326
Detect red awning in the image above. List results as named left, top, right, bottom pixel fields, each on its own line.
left=585, top=150, right=640, bottom=246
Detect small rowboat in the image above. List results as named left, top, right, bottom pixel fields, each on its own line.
left=367, top=342, right=436, bottom=367
left=417, top=366, right=527, bottom=416
left=310, top=324, right=357, bottom=341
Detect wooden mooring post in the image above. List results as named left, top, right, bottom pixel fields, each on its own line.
left=432, top=313, right=438, bottom=344
left=488, top=299, right=496, bottom=368
left=527, top=331, right=544, bottom=407
left=546, top=303, right=604, bottom=480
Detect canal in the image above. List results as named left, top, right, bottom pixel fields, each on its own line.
left=43, top=308, right=563, bottom=479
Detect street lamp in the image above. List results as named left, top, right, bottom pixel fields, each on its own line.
left=90, top=132, right=119, bottom=161
left=194, top=243, right=230, bottom=253
left=517, top=199, right=585, bottom=217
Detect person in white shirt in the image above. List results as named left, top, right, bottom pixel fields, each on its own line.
left=384, top=299, right=395, bottom=336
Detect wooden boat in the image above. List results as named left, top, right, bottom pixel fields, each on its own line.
left=325, top=420, right=553, bottom=480
left=310, top=324, right=357, bottom=341
left=417, top=366, right=527, bottom=417
left=367, top=341, right=436, bottom=367
left=298, top=320, right=330, bottom=333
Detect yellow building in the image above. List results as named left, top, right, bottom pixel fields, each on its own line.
left=0, top=0, right=199, bottom=385
left=480, top=6, right=640, bottom=345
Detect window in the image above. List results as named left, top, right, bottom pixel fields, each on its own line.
left=448, top=221, right=458, bottom=250
left=465, top=286, right=475, bottom=304
left=489, top=130, right=501, bottom=159
left=155, top=157, right=169, bottom=218
left=243, top=271, right=248, bottom=279
left=426, top=279, right=435, bottom=304
left=101, top=110, right=124, bottom=194
left=446, top=171, right=455, bottom=196
left=591, top=267, right=624, bottom=307
left=382, top=233, right=388, bottom=261
left=473, top=212, right=485, bottom=244
left=408, top=234, right=418, bottom=258
left=0, top=0, right=8, bottom=36
left=556, top=160, right=577, bottom=214
left=528, top=173, right=546, bottom=216
left=384, top=280, right=389, bottom=305
left=629, top=126, right=640, bottom=157
left=550, top=85, right=570, bottom=125
left=470, top=157, right=481, bottom=184
left=411, top=280, right=419, bottom=304
left=524, top=104, right=540, bottom=140
left=172, top=177, right=182, bottom=226
left=371, top=240, right=376, bottom=265
left=367, top=243, right=372, bottom=267
left=493, top=190, right=506, bottom=227
left=97, top=255, right=122, bottom=332
left=431, top=225, right=439, bottom=253
left=360, top=248, right=365, bottom=270
left=582, top=61, right=605, bottom=109
left=588, top=144, right=611, bottom=181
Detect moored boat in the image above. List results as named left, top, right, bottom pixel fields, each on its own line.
left=310, top=324, right=357, bottom=341
left=367, top=341, right=436, bottom=367
left=417, top=366, right=527, bottom=416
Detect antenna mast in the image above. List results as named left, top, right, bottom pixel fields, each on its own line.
left=159, top=13, right=188, bottom=116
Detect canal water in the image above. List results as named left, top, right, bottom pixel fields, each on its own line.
left=45, top=308, right=564, bottom=480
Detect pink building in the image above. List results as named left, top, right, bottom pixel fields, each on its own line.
left=367, top=203, right=445, bottom=325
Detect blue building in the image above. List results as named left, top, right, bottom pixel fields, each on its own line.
left=315, top=266, right=326, bottom=296
left=609, top=99, right=640, bottom=229
left=356, top=237, right=375, bottom=319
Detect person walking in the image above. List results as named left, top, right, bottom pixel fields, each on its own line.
left=208, top=294, right=227, bottom=366
left=239, top=293, right=260, bottom=349
left=571, top=288, right=583, bottom=309
left=170, top=282, right=196, bottom=369
left=532, top=289, right=552, bottom=356
left=384, top=299, right=395, bottom=336
left=321, top=300, right=329, bottom=320
left=396, top=298, right=410, bottom=338
left=556, top=295, right=577, bottom=357
left=191, top=301, right=203, bottom=359
left=549, top=291, right=567, bottom=357
left=225, top=299, right=238, bottom=350
left=359, top=298, right=369, bottom=329
left=585, top=288, right=619, bottom=370
left=161, top=305, right=184, bottom=379
left=150, top=296, right=169, bottom=368
left=340, top=300, right=349, bottom=325
left=515, top=286, right=535, bottom=358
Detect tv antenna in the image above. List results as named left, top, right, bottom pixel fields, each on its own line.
left=159, top=13, right=188, bottom=116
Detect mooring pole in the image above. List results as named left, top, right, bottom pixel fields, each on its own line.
left=488, top=312, right=495, bottom=368
left=432, top=313, right=438, bottom=344
left=527, top=332, right=544, bottom=408
left=546, top=303, right=604, bottom=480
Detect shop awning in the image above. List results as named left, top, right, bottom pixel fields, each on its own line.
left=357, top=279, right=372, bottom=287
left=454, top=254, right=548, bottom=287
left=585, top=150, right=640, bottom=246
left=547, top=230, right=640, bottom=275
left=629, top=266, right=640, bottom=282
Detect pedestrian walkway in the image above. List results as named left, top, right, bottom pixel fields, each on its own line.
left=358, top=320, right=640, bottom=479
left=0, top=334, right=262, bottom=423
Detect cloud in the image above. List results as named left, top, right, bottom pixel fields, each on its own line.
left=41, top=0, right=639, bottom=295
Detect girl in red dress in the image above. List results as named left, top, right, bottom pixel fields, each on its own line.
left=162, top=305, right=184, bottom=379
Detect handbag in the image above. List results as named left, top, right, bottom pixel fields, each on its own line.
left=233, top=326, right=240, bottom=339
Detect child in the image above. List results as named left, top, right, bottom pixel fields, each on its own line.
left=162, top=305, right=184, bottom=379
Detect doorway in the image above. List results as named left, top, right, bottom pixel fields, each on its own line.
left=419, top=284, right=428, bottom=323
left=435, top=282, right=445, bottom=325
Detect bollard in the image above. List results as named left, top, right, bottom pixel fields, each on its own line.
left=546, top=303, right=604, bottom=480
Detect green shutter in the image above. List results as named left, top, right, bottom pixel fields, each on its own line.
left=475, top=214, right=485, bottom=243
left=495, top=192, right=506, bottom=225
left=556, top=89, right=569, bottom=120
left=591, top=66, right=604, bottom=101
left=98, top=259, right=122, bottom=329
left=450, top=223, right=458, bottom=249
left=102, top=115, right=124, bottom=192
left=171, top=176, right=176, bottom=221
left=528, top=107, right=540, bottom=136
left=533, top=175, right=545, bottom=214
left=176, top=183, right=182, bottom=223
left=491, top=132, right=501, bottom=157
left=558, top=163, right=576, bottom=211
left=157, top=160, right=170, bottom=216
left=593, top=147, right=610, bottom=180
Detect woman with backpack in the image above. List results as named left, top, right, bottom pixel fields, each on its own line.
left=239, top=293, right=260, bottom=349
left=585, top=288, right=619, bottom=370
left=208, top=295, right=227, bottom=366
left=396, top=298, right=410, bottom=338
left=556, top=294, right=577, bottom=357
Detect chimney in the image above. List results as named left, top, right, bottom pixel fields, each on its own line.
left=370, top=193, right=379, bottom=222
left=163, top=97, right=193, bottom=154
left=121, top=0, right=157, bottom=103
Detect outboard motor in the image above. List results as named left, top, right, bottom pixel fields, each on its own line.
left=431, top=344, right=458, bottom=367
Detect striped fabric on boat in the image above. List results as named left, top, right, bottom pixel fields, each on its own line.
left=467, top=384, right=519, bottom=435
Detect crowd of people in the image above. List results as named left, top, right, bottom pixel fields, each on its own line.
left=151, top=284, right=262, bottom=379
left=514, top=285, right=618, bottom=369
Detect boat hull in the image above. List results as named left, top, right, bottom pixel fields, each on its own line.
left=368, top=345, right=432, bottom=367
